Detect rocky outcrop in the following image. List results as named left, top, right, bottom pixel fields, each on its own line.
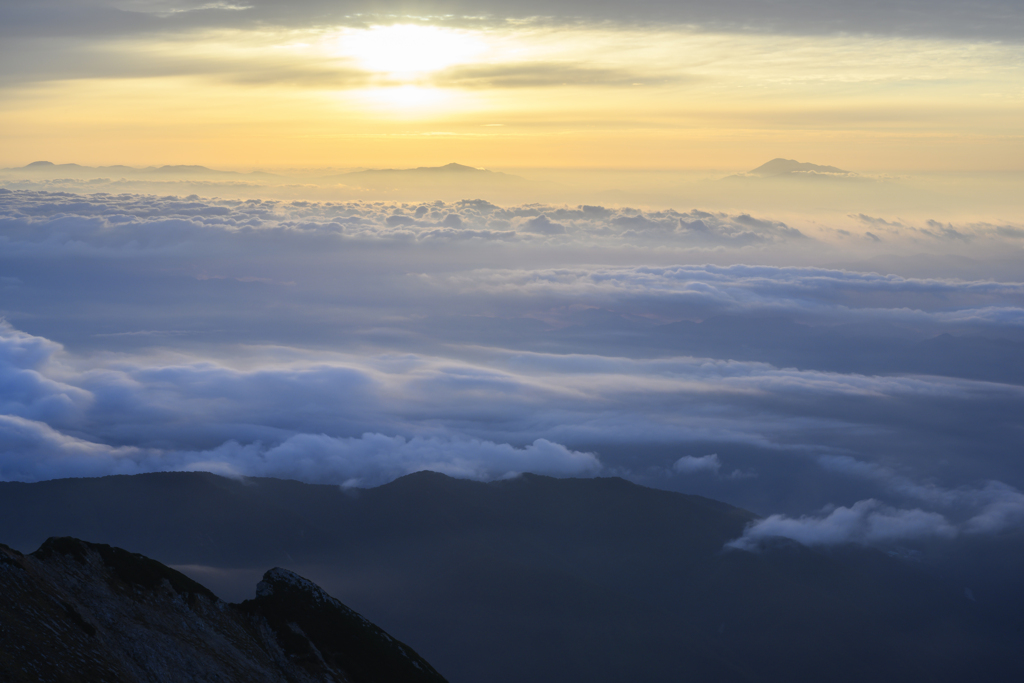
left=0, top=538, right=447, bottom=683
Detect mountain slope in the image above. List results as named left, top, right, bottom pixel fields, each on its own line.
left=0, top=537, right=446, bottom=683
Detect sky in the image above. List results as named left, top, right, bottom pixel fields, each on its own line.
left=1, top=0, right=1024, bottom=552
left=2, top=0, right=1024, bottom=170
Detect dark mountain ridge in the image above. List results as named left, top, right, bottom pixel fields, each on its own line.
left=1, top=471, right=1020, bottom=683
left=0, top=472, right=751, bottom=571
left=0, top=536, right=446, bottom=683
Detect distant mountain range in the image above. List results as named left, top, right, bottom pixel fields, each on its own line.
left=2, top=161, right=524, bottom=185
left=2, top=471, right=1020, bottom=683
left=0, top=536, right=446, bottom=683
left=4, top=160, right=279, bottom=179
left=0, top=159, right=551, bottom=209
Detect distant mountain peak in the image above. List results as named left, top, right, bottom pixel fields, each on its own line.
left=150, top=164, right=215, bottom=172
left=355, top=162, right=492, bottom=175
left=25, top=160, right=55, bottom=167
left=432, top=162, right=483, bottom=171
left=748, top=158, right=852, bottom=177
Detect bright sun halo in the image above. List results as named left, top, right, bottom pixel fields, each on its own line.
left=339, top=25, right=486, bottom=77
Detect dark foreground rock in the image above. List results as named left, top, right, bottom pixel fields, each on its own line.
left=0, top=537, right=446, bottom=683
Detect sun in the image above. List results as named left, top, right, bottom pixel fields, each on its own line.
left=337, top=25, right=486, bottom=78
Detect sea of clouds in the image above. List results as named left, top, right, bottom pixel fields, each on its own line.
left=2, top=187, right=1024, bottom=549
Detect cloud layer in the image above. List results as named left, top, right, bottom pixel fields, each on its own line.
left=1, top=186, right=1024, bottom=550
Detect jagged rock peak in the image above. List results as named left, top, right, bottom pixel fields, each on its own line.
left=257, top=567, right=334, bottom=605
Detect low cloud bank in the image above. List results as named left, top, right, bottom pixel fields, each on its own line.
left=0, top=190, right=809, bottom=251
left=0, top=412, right=599, bottom=486
left=187, top=434, right=601, bottom=487
left=0, top=322, right=603, bottom=484
left=2, top=189, right=1022, bottom=260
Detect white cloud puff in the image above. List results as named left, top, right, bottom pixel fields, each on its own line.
left=673, top=454, right=721, bottom=474
left=727, top=499, right=958, bottom=551
left=817, top=455, right=1024, bottom=536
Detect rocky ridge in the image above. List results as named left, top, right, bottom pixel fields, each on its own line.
left=0, top=537, right=446, bottom=683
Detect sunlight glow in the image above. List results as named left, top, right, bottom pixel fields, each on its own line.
left=3, top=21, right=1023, bottom=169
left=358, top=85, right=452, bottom=110
left=337, top=25, right=487, bottom=77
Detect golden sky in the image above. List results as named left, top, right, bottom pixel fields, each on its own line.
left=2, top=3, right=1023, bottom=170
